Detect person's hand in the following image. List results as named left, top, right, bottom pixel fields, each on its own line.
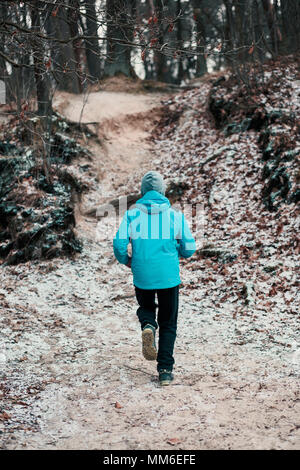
left=126, top=257, right=132, bottom=268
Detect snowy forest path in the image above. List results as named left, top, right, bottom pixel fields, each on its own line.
left=54, top=89, right=164, bottom=238
left=0, top=89, right=299, bottom=451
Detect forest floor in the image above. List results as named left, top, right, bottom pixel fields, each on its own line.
left=0, top=75, right=299, bottom=450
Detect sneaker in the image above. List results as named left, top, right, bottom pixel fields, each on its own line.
left=142, top=324, right=157, bottom=361
left=159, top=369, right=174, bottom=386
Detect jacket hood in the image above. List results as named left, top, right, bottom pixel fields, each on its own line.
left=141, top=171, right=166, bottom=196
left=135, top=190, right=170, bottom=214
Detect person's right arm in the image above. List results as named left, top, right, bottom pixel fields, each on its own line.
left=113, top=211, right=131, bottom=266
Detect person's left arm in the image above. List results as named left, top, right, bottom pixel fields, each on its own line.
left=177, top=213, right=196, bottom=258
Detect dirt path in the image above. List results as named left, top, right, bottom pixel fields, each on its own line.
left=56, top=91, right=161, bottom=193
left=0, top=89, right=299, bottom=450
left=54, top=90, right=163, bottom=237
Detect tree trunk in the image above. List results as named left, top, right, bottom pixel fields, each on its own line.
left=104, top=0, right=136, bottom=78
left=223, top=0, right=235, bottom=67
left=45, top=3, right=81, bottom=93
left=233, top=0, right=248, bottom=63
left=261, top=0, right=281, bottom=56
left=176, top=0, right=184, bottom=84
left=154, top=0, right=169, bottom=82
left=30, top=4, right=52, bottom=119
left=192, top=0, right=208, bottom=77
left=0, top=2, right=9, bottom=103
left=68, top=0, right=84, bottom=92
left=280, top=0, right=300, bottom=53
left=30, top=1, right=52, bottom=182
left=144, top=0, right=155, bottom=80
left=252, top=0, right=265, bottom=63
left=84, top=0, right=102, bottom=81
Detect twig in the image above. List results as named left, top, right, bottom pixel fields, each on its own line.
left=123, top=364, right=154, bottom=377
left=199, top=146, right=236, bottom=168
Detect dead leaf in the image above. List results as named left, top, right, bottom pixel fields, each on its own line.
left=115, top=402, right=123, bottom=409
left=167, top=437, right=181, bottom=446
left=0, top=412, right=11, bottom=421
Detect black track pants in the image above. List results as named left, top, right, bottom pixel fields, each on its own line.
left=134, top=285, right=179, bottom=372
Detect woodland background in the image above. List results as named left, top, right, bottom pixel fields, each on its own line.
left=0, top=0, right=299, bottom=451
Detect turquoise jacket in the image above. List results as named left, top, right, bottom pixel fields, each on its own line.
left=113, top=190, right=196, bottom=290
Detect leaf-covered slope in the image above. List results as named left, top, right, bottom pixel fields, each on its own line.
left=149, top=55, right=299, bottom=322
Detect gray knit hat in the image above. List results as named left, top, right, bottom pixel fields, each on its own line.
left=141, top=171, right=166, bottom=196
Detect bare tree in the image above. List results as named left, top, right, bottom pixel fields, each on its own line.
left=45, top=2, right=81, bottom=93
left=153, top=0, right=168, bottom=82
left=261, top=0, right=282, bottom=56
left=84, top=0, right=102, bottom=81
left=192, top=0, right=208, bottom=77
left=280, top=0, right=300, bottom=53
left=104, top=0, right=137, bottom=77
left=30, top=1, right=52, bottom=119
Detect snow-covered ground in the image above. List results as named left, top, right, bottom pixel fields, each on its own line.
left=0, top=63, right=299, bottom=449
left=0, top=226, right=299, bottom=449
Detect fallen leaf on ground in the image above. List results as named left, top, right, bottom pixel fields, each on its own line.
left=167, top=437, right=181, bottom=446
